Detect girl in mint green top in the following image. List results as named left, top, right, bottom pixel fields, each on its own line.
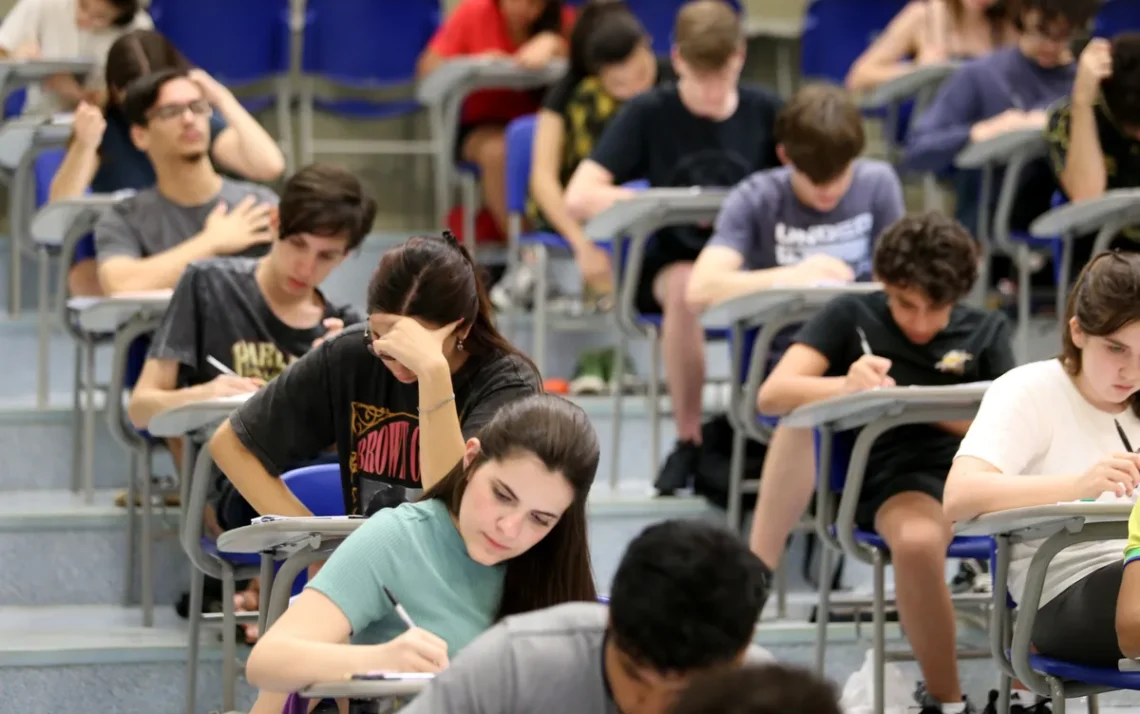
left=244, top=394, right=599, bottom=710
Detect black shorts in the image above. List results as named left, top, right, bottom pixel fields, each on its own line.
left=633, top=238, right=703, bottom=315
left=212, top=480, right=259, bottom=533
left=1031, top=561, right=1124, bottom=668
left=855, top=469, right=947, bottom=532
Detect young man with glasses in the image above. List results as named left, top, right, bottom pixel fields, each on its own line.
left=94, top=68, right=279, bottom=295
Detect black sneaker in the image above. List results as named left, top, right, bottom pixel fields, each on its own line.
left=915, top=682, right=975, bottom=713
left=654, top=440, right=700, bottom=495
left=951, top=559, right=989, bottom=594
left=982, top=689, right=1052, bottom=714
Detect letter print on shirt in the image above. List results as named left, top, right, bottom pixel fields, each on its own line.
left=348, top=403, right=420, bottom=515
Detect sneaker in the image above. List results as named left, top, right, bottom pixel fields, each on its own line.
left=951, top=559, right=990, bottom=594
left=915, top=683, right=975, bottom=713
left=489, top=262, right=537, bottom=311
left=569, top=349, right=608, bottom=396
left=982, top=689, right=1051, bottom=714
left=654, top=440, right=700, bottom=495
left=597, top=347, right=641, bottom=394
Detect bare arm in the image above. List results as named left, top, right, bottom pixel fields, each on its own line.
left=529, top=110, right=593, bottom=252
left=416, top=48, right=447, bottom=80
left=756, top=344, right=849, bottom=416
left=209, top=93, right=286, bottom=182
left=208, top=420, right=312, bottom=518
left=935, top=419, right=973, bottom=437
left=686, top=245, right=804, bottom=310
left=42, top=74, right=85, bottom=108
left=97, top=233, right=220, bottom=294
left=942, top=455, right=1078, bottom=522
left=49, top=140, right=100, bottom=201
left=127, top=359, right=204, bottom=429
left=845, top=2, right=924, bottom=92
left=417, top=361, right=465, bottom=491
left=1119, top=564, right=1140, bottom=657
left=564, top=159, right=637, bottom=222
left=1058, top=98, right=1107, bottom=201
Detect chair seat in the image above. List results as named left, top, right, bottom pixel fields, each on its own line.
left=848, top=528, right=993, bottom=559
left=1028, top=654, right=1140, bottom=689
left=312, top=97, right=421, bottom=120
left=756, top=414, right=780, bottom=429
left=519, top=230, right=614, bottom=253
left=201, top=537, right=262, bottom=567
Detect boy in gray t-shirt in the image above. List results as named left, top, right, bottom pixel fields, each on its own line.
left=400, top=520, right=772, bottom=714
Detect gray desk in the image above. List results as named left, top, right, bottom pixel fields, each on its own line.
left=0, top=58, right=94, bottom=102
left=862, top=62, right=960, bottom=109
left=954, top=128, right=1046, bottom=170
left=782, top=383, right=992, bottom=431
left=68, top=291, right=172, bottom=334
left=700, top=283, right=882, bottom=331
left=302, top=678, right=430, bottom=700
left=30, top=191, right=135, bottom=408
left=217, top=518, right=365, bottom=630
left=146, top=394, right=251, bottom=440
left=581, top=187, right=731, bottom=487
left=952, top=502, right=1131, bottom=704
left=2, top=112, right=76, bottom=317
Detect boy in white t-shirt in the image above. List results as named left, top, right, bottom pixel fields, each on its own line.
left=0, top=0, right=152, bottom=115
left=948, top=251, right=1140, bottom=676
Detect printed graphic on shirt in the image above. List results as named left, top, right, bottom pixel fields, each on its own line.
left=935, top=349, right=974, bottom=375
left=231, top=341, right=299, bottom=382
left=774, top=212, right=874, bottom=275
left=347, top=402, right=420, bottom=514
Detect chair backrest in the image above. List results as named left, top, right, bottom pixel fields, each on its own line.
left=282, top=463, right=346, bottom=516
left=505, top=114, right=538, bottom=216
left=801, top=0, right=909, bottom=84
left=623, top=0, right=743, bottom=57
left=1095, top=0, right=1140, bottom=37
left=4, top=87, right=26, bottom=119
left=813, top=428, right=856, bottom=494
left=302, top=0, right=440, bottom=85
left=34, top=148, right=65, bottom=208
left=154, top=0, right=289, bottom=85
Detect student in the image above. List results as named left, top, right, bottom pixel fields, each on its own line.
left=209, top=231, right=543, bottom=518
left=398, top=519, right=772, bottom=714
left=52, top=29, right=286, bottom=296
left=1048, top=33, right=1140, bottom=203
left=668, top=663, right=843, bottom=714
left=687, top=82, right=905, bottom=309
left=846, top=0, right=1014, bottom=92
left=564, top=0, right=783, bottom=490
left=244, top=394, right=600, bottom=714
left=126, top=163, right=373, bottom=531
left=755, top=212, right=1015, bottom=713
left=903, top=0, right=1097, bottom=236
left=92, top=68, right=280, bottom=295
left=947, top=251, right=1140, bottom=673
left=0, top=0, right=153, bottom=116
left=525, top=0, right=669, bottom=300
left=417, top=0, right=575, bottom=240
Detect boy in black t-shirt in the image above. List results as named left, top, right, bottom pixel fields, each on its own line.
left=754, top=212, right=1015, bottom=714
left=127, top=163, right=374, bottom=531
left=563, top=0, right=783, bottom=490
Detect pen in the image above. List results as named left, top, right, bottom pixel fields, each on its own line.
left=383, top=585, right=417, bottom=630
left=206, top=355, right=237, bottom=377
left=856, top=326, right=873, bottom=357
left=1117, top=419, right=1135, bottom=453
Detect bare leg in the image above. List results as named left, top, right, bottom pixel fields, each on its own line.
left=653, top=263, right=705, bottom=442
left=68, top=260, right=103, bottom=297
left=876, top=491, right=962, bottom=705
left=461, top=125, right=509, bottom=237
left=749, top=425, right=816, bottom=568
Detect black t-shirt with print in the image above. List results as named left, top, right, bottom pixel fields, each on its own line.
left=793, top=292, right=1016, bottom=478
left=588, top=83, right=783, bottom=253
left=148, top=257, right=363, bottom=389
left=228, top=322, right=542, bottom=516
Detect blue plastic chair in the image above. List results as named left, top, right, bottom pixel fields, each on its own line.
left=1094, top=0, right=1140, bottom=37
left=624, top=0, right=743, bottom=56
left=5, top=87, right=26, bottom=119
left=298, top=0, right=440, bottom=165
left=152, top=0, right=294, bottom=168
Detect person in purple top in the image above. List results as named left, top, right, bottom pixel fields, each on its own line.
left=904, top=0, right=1097, bottom=238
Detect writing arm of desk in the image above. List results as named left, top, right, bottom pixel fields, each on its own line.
left=781, top=383, right=991, bottom=432
left=0, top=113, right=73, bottom=170
left=146, top=393, right=253, bottom=439
left=953, top=128, right=1047, bottom=170
left=31, top=191, right=135, bottom=252
left=0, top=58, right=95, bottom=82
left=699, top=283, right=883, bottom=331
left=68, top=291, right=172, bottom=334
left=953, top=502, right=1133, bottom=538
left=861, top=62, right=960, bottom=110
left=1029, top=188, right=1140, bottom=238
left=215, top=519, right=364, bottom=556
left=301, top=679, right=431, bottom=700
left=415, top=57, right=567, bottom=106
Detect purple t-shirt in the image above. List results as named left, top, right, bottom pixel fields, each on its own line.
left=707, top=158, right=904, bottom=279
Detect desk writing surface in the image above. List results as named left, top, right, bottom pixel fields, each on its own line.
left=0, top=113, right=73, bottom=168
left=863, top=62, right=959, bottom=107
left=583, top=188, right=731, bottom=240
left=954, top=502, right=1132, bottom=537
left=217, top=518, right=364, bottom=555
left=146, top=393, right=252, bottom=437
left=416, top=57, right=566, bottom=105
left=302, top=678, right=430, bottom=699
left=954, top=128, right=1047, bottom=169
left=68, top=290, right=172, bottom=333
left=0, top=58, right=94, bottom=80
left=700, top=283, right=882, bottom=329
left=1029, top=188, right=1140, bottom=237
left=31, top=191, right=135, bottom=247
left=781, top=382, right=991, bottom=430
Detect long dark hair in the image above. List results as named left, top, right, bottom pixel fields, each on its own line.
left=567, top=0, right=646, bottom=80
left=366, top=232, right=538, bottom=374
left=521, top=0, right=567, bottom=37
left=1061, top=251, right=1140, bottom=417
left=104, top=30, right=190, bottom=111
left=420, top=394, right=599, bottom=619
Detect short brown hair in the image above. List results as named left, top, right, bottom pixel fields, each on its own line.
left=1061, top=251, right=1140, bottom=416
left=872, top=211, right=978, bottom=305
left=674, top=0, right=743, bottom=72
left=669, top=663, right=842, bottom=714
left=774, top=83, right=865, bottom=184
left=278, top=163, right=377, bottom=252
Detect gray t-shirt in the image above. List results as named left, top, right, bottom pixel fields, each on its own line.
left=94, top=177, right=279, bottom=264
left=400, top=602, right=773, bottom=714
left=707, top=158, right=905, bottom=279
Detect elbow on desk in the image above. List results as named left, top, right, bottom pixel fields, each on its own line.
left=1119, top=614, right=1140, bottom=659
left=684, top=275, right=713, bottom=312
left=125, top=394, right=150, bottom=432
left=940, top=480, right=975, bottom=523
left=563, top=185, right=592, bottom=223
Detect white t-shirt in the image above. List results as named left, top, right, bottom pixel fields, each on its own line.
left=956, top=359, right=1140, bottom=606
left=0, top=0, right=153, bottom=116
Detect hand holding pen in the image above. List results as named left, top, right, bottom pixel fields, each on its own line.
left=368, top=586, right=450, bottom=674
left=843, top=327, right=895, bottom=393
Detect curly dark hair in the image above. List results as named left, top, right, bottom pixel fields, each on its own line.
left=872, top=211, right=978, bottom=305
left=1103, top=33, right=1140, bottom=128
left=669, top=663, right=842, bottom=714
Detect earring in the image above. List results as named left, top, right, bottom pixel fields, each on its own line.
left=457, top=337, right=465, bottom=351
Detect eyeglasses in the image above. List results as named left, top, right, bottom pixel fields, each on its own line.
left=148, top=99, right=213, bottom=122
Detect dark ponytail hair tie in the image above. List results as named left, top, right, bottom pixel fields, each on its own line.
left=442, top=229, right=461, bottom=248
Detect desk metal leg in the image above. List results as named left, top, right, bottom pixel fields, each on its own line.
left=258, top=554, right=275, bottom=635
left=872, top=549, right=887, bottom=714
left=775, top=42, right=793, bottom=98
left=139, top=445, right=155, bottom=627
left=184, top=563, right=204, bottom=714
left=124, top=453, right=138, bottom=606
left=35, top=248, right=50, bottom=407
left=221, top=564, right=237, bottom=712
left=608, top=328, right=628, bottom=489
left=70, top=341, right=83, bottom=493
left=82, top=341, right=96, bottom=502
left=8, top=212, right=20, bottom=317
